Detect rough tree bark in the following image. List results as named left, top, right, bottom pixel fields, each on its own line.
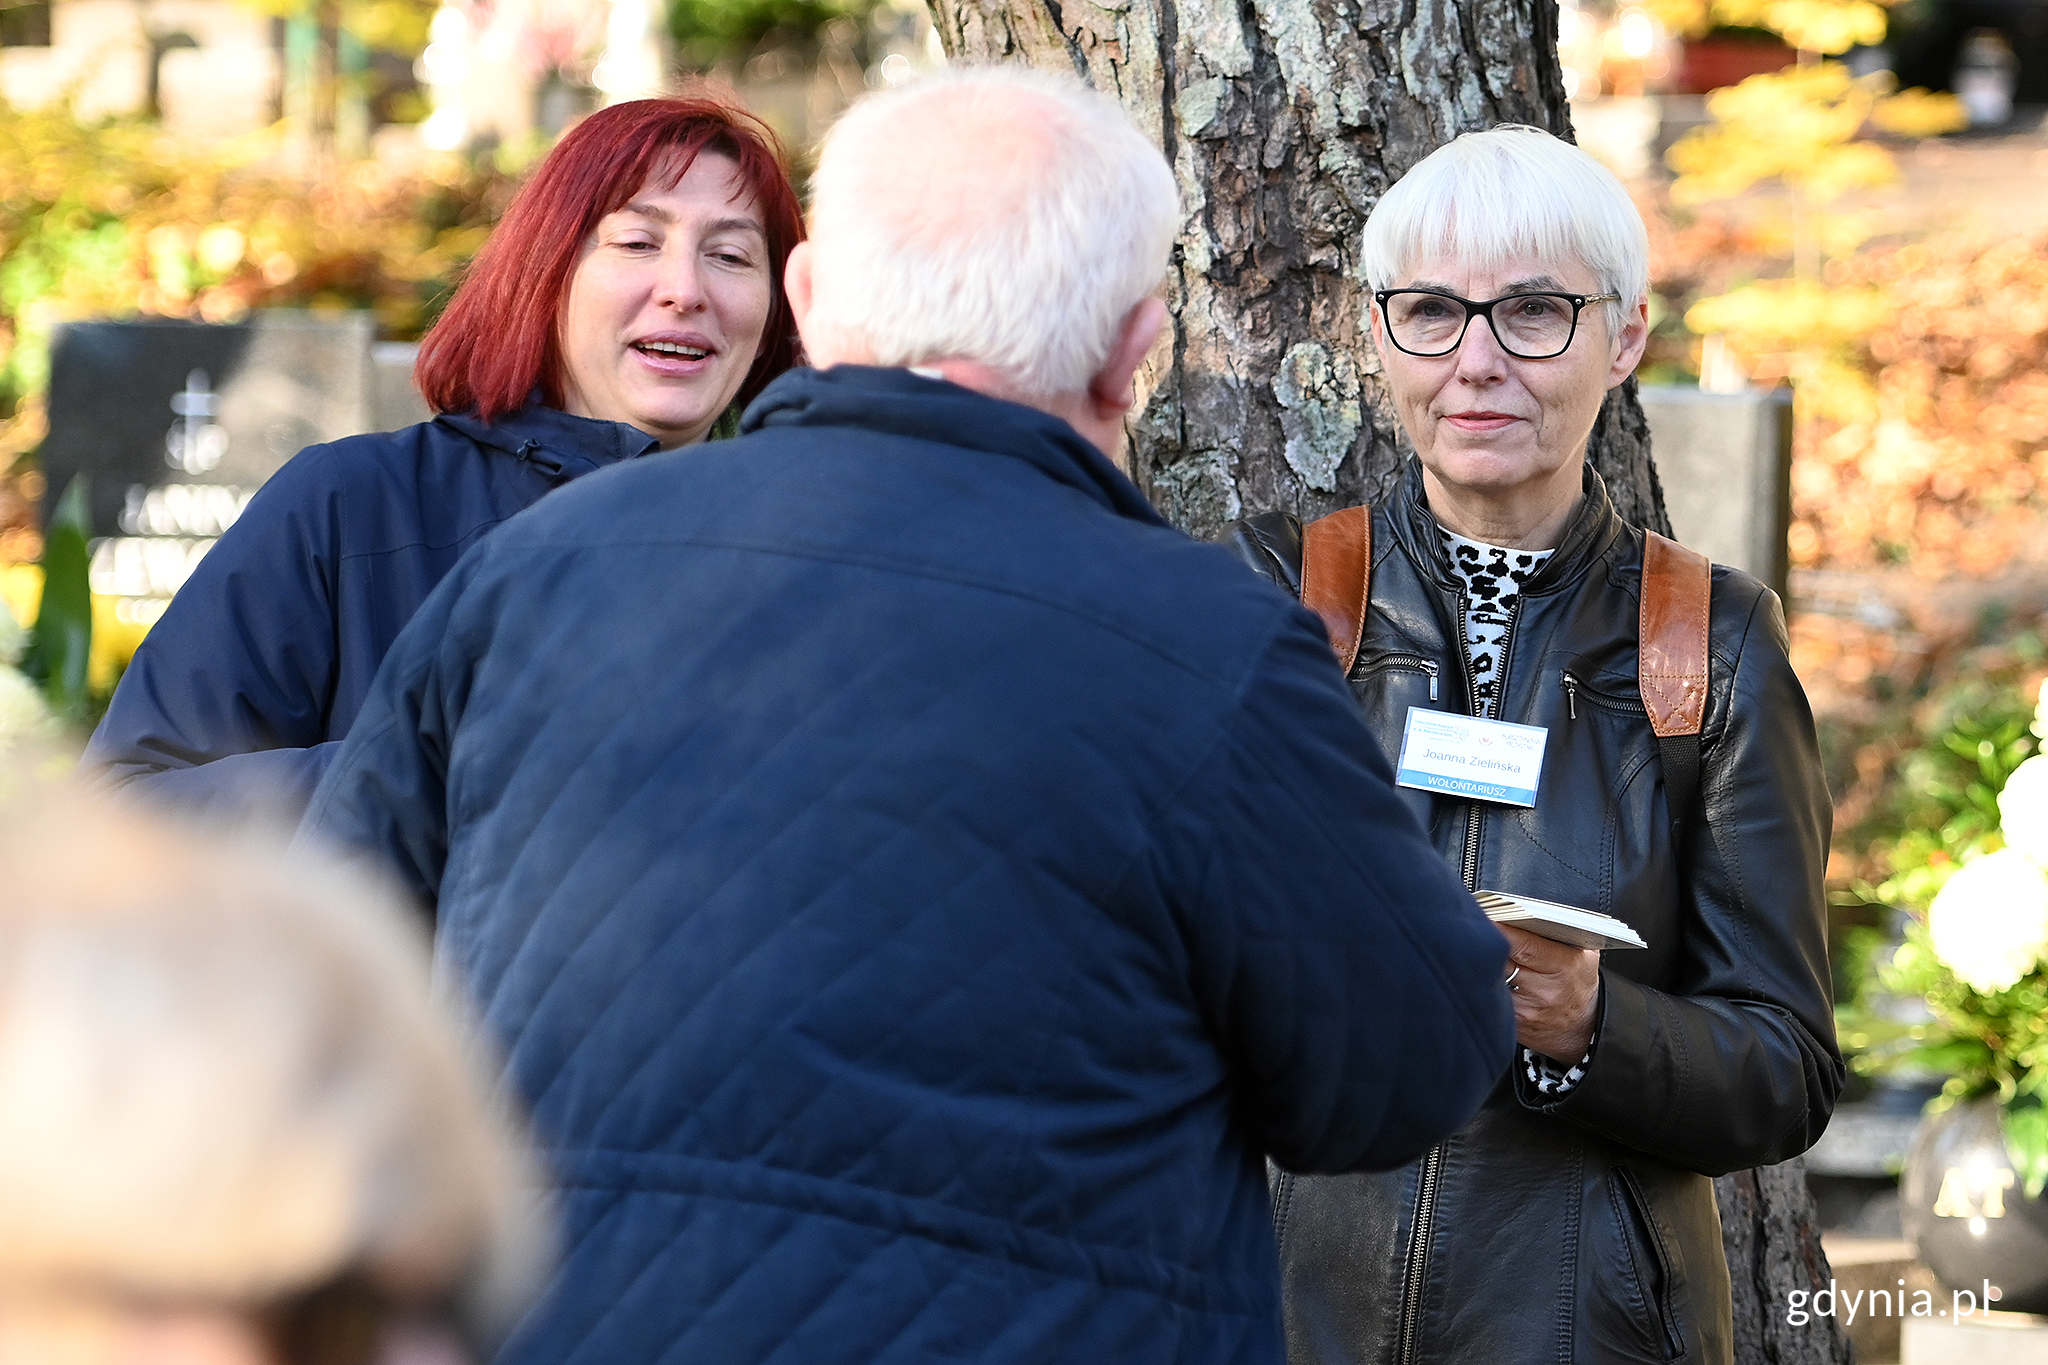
left=924, top=1, right=1849, bottom=1359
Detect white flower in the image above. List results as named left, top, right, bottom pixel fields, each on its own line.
left=1999, top=754, right=2048, bottom=866
left=0, top=663, right=55, bottom=748
left=0, top=596, right=23, bottom=668
left=1929, top=848, right=2048, bottom=994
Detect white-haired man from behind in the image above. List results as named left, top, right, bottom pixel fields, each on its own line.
left=302, top=65, right=1514, bottom=1365
left=788, top=65, right=1176, bottom=455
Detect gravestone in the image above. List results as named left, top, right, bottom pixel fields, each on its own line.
left=1638, top=385, right=1795, bottom=604
left=373, top=340, right=433, bottom=430
left=40, top=312, right=427, bottom=622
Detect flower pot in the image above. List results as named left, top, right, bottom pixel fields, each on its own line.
left=1900, top=1096, right=2048, bottom=1313
left=1675, top=35, right=1795, bottom=94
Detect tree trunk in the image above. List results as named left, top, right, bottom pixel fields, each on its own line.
left=926, top=2, right=1848, bottom=1360
left=1719, top=1157, right=1856, bottom=1364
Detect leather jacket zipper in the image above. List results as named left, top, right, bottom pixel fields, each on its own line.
left=1487, top=599, right=1521, bottom=727
left=1454, top=595, right=1485, bottom=891
left=1401, top=596, right=1520, bottom=1364
left=1396, top=1144, right=1444, bottom=1365
left=1561, top=670, right=1648, bottom=717
left=1377, top=655, right=1440, bottom=702
left=1455, top=599, right=1519, bottom=890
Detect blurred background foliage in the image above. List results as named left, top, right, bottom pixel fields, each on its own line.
left=1648, top=0, right=1890, bottom=55
left=1638, top=0, right=2044, bottom=585
left=1654, top=224, right=2048, bottom=578
left=1821, top=619, right=2046, bottom=1029
left=0, top=101, right=515, bottom=404
left=1838, top=633, right=2042, bottom=902
left=238, top=0, right=439, bottom=56
left=666, top=0, right=885, bottom=72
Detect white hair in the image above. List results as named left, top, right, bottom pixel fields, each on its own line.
left=806, top=65, right=1179, bottom=399
left=0, top=782, right=544, bottom=1341
left=1360, top=125, right=1649, bottom=325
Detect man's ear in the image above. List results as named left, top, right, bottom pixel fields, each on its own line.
left=1085, top=297, right=1169, bottom=422
left=784, top=242, right=817, bottom=348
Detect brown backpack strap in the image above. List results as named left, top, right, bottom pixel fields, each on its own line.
left=1640, top=530, right=1712, bottom=834
left=1639, top=531, right=1710, bottom=736
left=1301, top=505, right=1371, bottom=675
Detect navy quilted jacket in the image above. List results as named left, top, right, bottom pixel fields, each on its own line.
left=84, top=405, right=659, bottom=815
left=303, top=366, right=1515, bottom=1365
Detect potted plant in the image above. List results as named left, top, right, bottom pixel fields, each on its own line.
left=1855, top=680, right=2048, bottom=1310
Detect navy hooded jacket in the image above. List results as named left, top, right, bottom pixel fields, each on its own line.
left=83, top=405, right=660, bottom=814
left=303, top=366, right=1516, bottom=1365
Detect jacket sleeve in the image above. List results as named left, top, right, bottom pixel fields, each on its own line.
left=1218, top=511, right=1305, bottom=596
left=98, top=744, right=342, bottom=818
left=1527, top=584, right=1844, bottom=1175
left=296, top=549, right=487, bottom=912
left=1163, top=605, right=1516, bottom=1176
left=82, top=448, right=345, bottom=819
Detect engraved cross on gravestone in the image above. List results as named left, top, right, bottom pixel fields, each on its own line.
left=165, top=368, right=228, bottom=476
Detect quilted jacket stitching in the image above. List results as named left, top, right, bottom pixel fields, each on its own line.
left=549, top=1150, right=1273, bottom=1312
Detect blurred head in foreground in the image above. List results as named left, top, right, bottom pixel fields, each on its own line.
left=0, top=780, right=544, bottom=1365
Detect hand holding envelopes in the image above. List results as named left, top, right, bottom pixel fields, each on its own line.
left=1476, top=890, right=1648, bottom=951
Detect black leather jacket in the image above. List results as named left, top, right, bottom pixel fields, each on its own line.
left=1223, top=461, right=1842, bottom=1365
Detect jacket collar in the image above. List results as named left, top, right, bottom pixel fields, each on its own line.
left=1390, top=456, right=1623, bottom=596
left=435, top=404, right=662, bottom=483
left=741, top=365, right=1172, bottom=529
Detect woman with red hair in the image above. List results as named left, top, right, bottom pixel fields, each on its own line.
left=86, top=97, right=805, bottom=815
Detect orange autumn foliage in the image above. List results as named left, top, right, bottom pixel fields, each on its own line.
left=1783, top=236, right=2048, bottom=577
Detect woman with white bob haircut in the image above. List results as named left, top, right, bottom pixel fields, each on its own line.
left=1225, top=125, right=1840, bottom=1364
left=0, top=781, right=544, bottom=1365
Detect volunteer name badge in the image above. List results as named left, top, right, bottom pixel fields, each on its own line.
left=1395, top=708, right=1549, bottom=807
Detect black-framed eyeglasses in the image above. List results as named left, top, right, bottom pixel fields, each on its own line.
left=1373, top=289, right=1621, bottom=360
